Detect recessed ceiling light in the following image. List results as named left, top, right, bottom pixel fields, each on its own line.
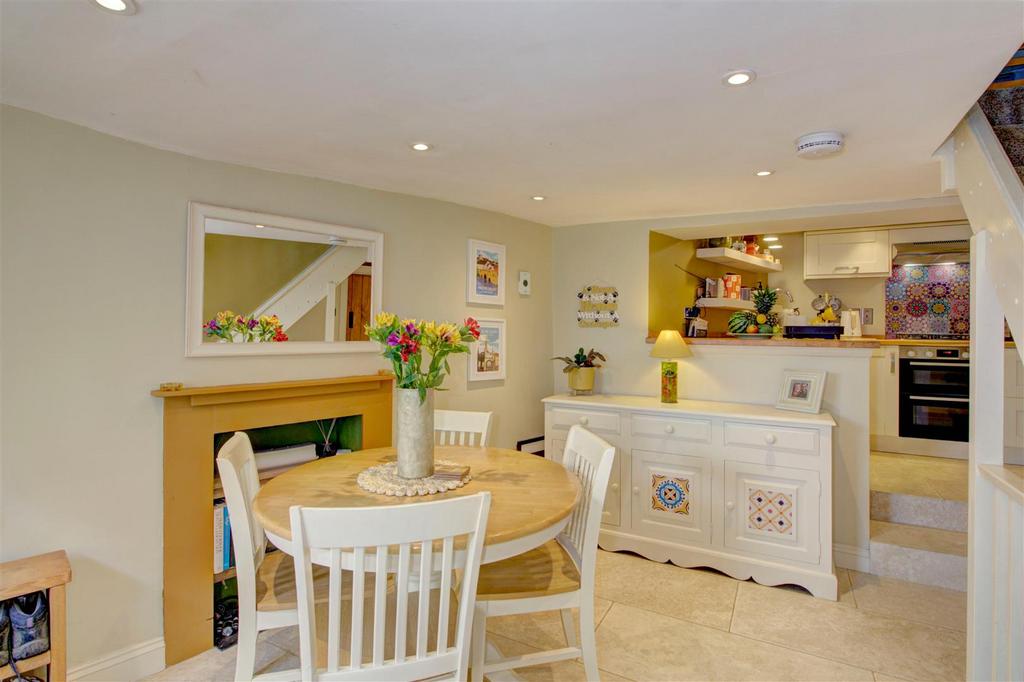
left=768, top=244, right=783, bottom=250
left=532, top=196, right=546, bottom=201
left=722, top=69, right=756, bottom=86
left=91, top=0, right=137, bottom=14
left=410, top=142, right=431, bottom=152
left=755, top=170, right=773, bottom=177
left=762, top=236, right=779, bottom=242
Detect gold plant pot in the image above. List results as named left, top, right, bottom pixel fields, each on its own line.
left=567, top=366, right=596, bottom=395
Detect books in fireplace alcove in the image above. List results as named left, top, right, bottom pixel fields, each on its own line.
left=213, top=500, right=235, bottom=574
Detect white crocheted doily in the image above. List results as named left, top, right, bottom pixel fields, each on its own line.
left=356, top=459, right=471, bottom=497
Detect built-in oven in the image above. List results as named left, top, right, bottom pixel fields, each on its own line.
left=898, top=346, right=970, bottom=442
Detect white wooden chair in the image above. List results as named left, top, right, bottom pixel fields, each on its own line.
left=470, top=425, right=615, bottom=681
left=217, top=432, right=334, bottom=681
left=290, top=492, right=492, bottom=681
left=434, top=410, right=493, bottom=447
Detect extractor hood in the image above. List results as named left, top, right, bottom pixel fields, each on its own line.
left=892, top=240, right=970, bottom=266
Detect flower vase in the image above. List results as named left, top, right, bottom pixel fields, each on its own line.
left=396, top=388, right=435, bottom=478
left=567, top=367, right=595, bottom=395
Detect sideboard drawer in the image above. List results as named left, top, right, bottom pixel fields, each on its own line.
left=724, top=422, right=820, bottom=456
left=549, top=407, right=621, bottom=434
left=632, top=414, right=712, bottom=443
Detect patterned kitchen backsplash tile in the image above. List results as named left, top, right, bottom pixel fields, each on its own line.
left=885, top=263, right=970, bottom=337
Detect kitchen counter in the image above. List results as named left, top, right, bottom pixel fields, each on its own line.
left=870, top=337, right=1015, bottom=348
left=644, top=335, right=880, bottom=349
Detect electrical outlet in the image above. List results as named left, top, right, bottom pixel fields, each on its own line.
left=862, top=307, right=874, bottom=325
left=518, top=271, right=531, bottom=295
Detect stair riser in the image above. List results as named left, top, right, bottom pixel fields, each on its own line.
left=869, top=542, right=966, bottom=592
left=979, top=87, right=1024, bottom=126
left=870, top=491, right=967, bottom=532
left=993, top=124, right=1024, bottom=166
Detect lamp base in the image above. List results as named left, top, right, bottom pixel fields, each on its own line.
left=660, top=361, right=678, bottom=403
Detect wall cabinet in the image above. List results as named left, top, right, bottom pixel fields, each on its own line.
left=544, top=394, right=837, bottom=599
left=804, top=229, right=892, bottom=279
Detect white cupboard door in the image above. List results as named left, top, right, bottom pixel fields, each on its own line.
left=804, top=230, right=891, bottom=279
left=630, top=449, right=712, bottom=545
left=550, top=437, right=623, bottom=527
left=870, top=346, right=900, bottom=437
left=723, top=461, right=820, bottom=564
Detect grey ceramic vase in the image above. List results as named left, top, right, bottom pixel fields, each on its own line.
left=396, top=387, right=435, bottom=478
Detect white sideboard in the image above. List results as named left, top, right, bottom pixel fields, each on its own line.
left=543, top=393, right=838, bottom=599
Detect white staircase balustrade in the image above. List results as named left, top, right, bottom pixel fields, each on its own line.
left=251, top=245, right=368, bottom=339
left=937, top=103, right=1024, bottom=680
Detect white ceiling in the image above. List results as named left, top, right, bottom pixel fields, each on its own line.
left=2, top=1, right=1021, bottom=226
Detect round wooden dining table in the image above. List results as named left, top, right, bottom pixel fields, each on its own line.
left=252, top=445, right=581, bottom=564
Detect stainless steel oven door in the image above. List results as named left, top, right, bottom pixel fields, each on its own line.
left=899, top=359, right=970, bottom=398
left=898, top=394, right=969, bottom=442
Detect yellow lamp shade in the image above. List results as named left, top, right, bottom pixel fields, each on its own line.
left=650, top=330, right=692, bottom=359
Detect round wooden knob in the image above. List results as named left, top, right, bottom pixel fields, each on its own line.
left=765, top=433, right=777, bottom=445
left=726, top=501, right=735, bottom=511
left=632, top=486, right=640, bottom=496
left=665, top=424, right=675, bottom=434
left=611, top=483, right=620, bottom=492
left=579, top=417, right=589, bottom=425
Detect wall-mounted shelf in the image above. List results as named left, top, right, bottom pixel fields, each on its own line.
left=696, top=298, right=755, bottom=311
left=696, top=247, right=782, bottom=273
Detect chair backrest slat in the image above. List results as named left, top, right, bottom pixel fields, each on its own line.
left=290, top=492, right=491, bottom=681
left=560, top=425, right=616, bottom=589
left=215, top=432, right=267, bottom=612
left=434, top=410, right=493, bottom=447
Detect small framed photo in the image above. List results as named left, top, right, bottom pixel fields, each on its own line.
left=776, top=369, right=827, bottom=414
left=467, top=239, right=506, bottom=305
left=469, top=318, right=506, bottom=382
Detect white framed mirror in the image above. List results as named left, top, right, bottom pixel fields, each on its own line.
left=186, top=202, right=383, bottom=356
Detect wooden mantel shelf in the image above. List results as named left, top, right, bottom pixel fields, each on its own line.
left=152, top=373, right=394, bottom=407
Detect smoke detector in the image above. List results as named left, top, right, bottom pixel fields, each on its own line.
left=795, top=131, right=845, bottom=158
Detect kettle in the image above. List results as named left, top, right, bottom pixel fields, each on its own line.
left=840, top=310, right=862, bottom=337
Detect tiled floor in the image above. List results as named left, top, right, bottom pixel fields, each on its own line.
left=151, top=549, right=966, bottom=682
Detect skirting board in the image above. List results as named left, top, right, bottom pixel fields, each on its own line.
left=834, top=542, right=871, bottom=573
left=69, top=637, right=165, bottom=682
left=872, top=434, right=967, bottom=459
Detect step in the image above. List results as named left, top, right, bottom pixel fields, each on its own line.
left=1016, top=166, right=1024, bottom=185
left=979, top=86, right=1024, bottom=126
left=870, top=490, right=967, bottom=532
left=993, top=124, right=1024, bottom=167
left=869, top=520, right=966, bottom=592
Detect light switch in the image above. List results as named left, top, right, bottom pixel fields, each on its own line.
left=518, top=271, right=531, bottom=295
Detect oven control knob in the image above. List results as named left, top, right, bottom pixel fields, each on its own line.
left=925, top=351, right=934, bottom=358
left=963, top=351, right=970, bottom=359
left=906, top=350, right=917, bottom=357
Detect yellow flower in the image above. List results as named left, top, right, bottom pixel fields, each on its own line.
left=436, top=323, right=459, bottom=343
left=374, top=311, right=397, bottom=327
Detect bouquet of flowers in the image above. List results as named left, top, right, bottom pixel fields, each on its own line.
left=203, top=311, right=289, bottom=343
left=365, top=312, right=480, bottom=401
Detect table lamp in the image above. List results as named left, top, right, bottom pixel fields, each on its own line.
left=650, top=329, right=691, bottom=403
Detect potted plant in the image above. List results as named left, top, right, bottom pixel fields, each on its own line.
left=366, top=313, right=480, bottom=478
left=554, top=347, right=606, bottom=395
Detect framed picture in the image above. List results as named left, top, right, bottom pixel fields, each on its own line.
left=468, top=318, right=507, bottom=381
left=467, top=239, right=506, bottom=305
left=776, top=369, right=827, bottom=413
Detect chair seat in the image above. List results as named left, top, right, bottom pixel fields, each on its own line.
left=254, top=550, right=333, bottom=611
left=476, top=539, right=580, bottom=601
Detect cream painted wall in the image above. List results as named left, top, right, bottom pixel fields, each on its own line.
left=0, top=106, right=552, bottom=671
left=553, top=219, right=872, bottom=564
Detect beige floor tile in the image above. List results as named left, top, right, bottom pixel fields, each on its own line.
left=146, top=639, right=297, bottom=681
left=486, top=632, right=633, bottom=682
left=595, top=603, right=874, bottom=681
left=873, top=673, right=913, bottom=682
left=595, top=550, right=738, bottom=629
left=850, top=570, right=966, bottom=631
left=487, top=597, right=613, bottom=651
left=731, top=581, right=965, bottom=681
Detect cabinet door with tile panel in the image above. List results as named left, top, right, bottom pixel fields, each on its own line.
left=630, top=448, right=712, bottom=545
left=723, top=461, right=821, bottom=565
left=546, top=436, right=623, bottom=527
